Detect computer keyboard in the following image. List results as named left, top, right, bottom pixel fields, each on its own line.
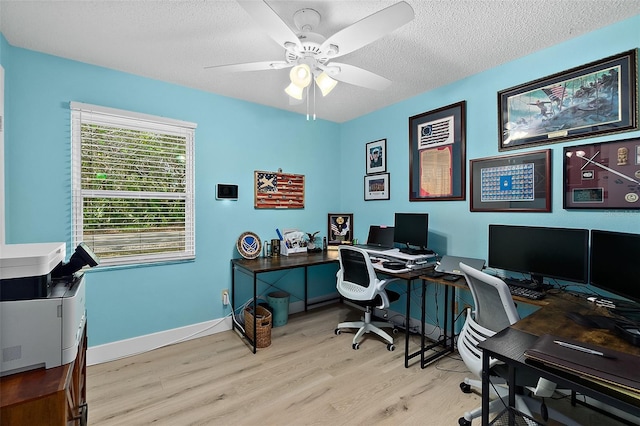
left=503, top=277, right=541, bottom=290
left=502, top=277, right=545, bottom=300
left=507, top=284, right=545, bottom=300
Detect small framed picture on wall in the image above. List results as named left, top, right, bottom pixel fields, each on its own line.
left=366, top=139, right=386, bottom=174
left=364, top=173, right=390, bottom=201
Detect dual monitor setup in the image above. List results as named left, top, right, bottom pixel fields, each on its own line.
left=488, top=224, right=640, bottom=307
left=363, top=213, right=431, bottom=255
left=368, top=216, right=639, bottom=309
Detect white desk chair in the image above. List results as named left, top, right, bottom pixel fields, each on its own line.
left=457, top=262, right=580, bottom=426
left=334, top=246, right=400, bottom=351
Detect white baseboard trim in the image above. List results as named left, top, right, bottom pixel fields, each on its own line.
left=87, top=293, right=341, bottom=366
left=87, top=316, right=233, bottom=366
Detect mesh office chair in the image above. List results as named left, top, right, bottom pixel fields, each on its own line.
left=457, top=262, right=579, bottom=426
left=334, top=246, right=400, bottom=351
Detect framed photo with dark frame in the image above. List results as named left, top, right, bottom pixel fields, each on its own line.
left=364, top=173, right=390, bottom=201
left=470, top=149, right=551, bottom=212
left=563, top=137, right=640, bottom=209
left=409, top=101, right=466, bottom=201
left=366, top=139, right=386, bottom=174
left=327, top=213, right=353, bottom=246
left=498, top=49, right=638, bottom=151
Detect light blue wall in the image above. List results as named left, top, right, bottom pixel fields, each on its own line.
left=2, top=14, right=640, bottom=347
left=340, top=15, right=640, bottom=258
left=2, top=34, right=341, bottom=346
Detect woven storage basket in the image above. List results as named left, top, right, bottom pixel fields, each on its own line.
left=244, top=305, right=272, bottom=348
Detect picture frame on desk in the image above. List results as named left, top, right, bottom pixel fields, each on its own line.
left=470, top=149, right=551, bottom=212
left=366, top=138, right=386, bottom=174
left=409, top=101, right=466, bottom=201
left=327, top=213, right=353, bottom=247
left=364, top=173, right=390, bottom=201
left=498, top=49, right=638, bottom=151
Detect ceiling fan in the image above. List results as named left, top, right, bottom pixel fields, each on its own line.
left=205, top=1, right=415, bottom=103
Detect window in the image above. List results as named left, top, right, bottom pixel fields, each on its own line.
left=71, top=102, right=196, bottom=266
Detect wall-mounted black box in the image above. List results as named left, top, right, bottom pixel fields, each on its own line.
left=216, top=184, right=238, bottom=200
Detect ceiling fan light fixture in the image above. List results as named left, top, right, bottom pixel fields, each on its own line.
left=315, top=72, right=338, bottom=96
left=285, top=82, right=304, bottom=100
left=290, top=64, right=312, bottom=88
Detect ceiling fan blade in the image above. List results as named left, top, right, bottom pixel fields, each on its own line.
left=320, top=1, right=414, bottom=59
left=329, top=62, right=391, bottom=91
left=237, top=0, right=303, bottom=51
left=204, top=61, right=291, bottom=73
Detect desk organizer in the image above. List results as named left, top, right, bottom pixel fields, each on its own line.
left=280, top=228, right=307, bottom=255
left=280, top=245, right=307, bottom=256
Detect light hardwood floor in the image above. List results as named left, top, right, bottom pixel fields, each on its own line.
left=87, top=304, right=629, bottom=425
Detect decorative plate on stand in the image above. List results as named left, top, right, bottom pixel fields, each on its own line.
left=237, top=231, right=262, bottom=259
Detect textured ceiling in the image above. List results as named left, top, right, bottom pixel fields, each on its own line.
left=1, top=0, right=639, bottom=123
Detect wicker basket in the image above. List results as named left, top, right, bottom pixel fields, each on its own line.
left=244, top=305, right=272, bottom=348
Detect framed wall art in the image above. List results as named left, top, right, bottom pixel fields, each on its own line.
left=254, top=170, right=304, bottom=209
left=366, top=139, right=386, bottom=174
left=498, top=49, right=638, bottom=151
left=328, top=213, right=353, bottom=246
left=563, top=137, right=640, bottom=209
left=470, top=149, right=551, bottom=212
left=409, top=101, right=466, bottom=201
left=364, top=173, right=390, bottom=201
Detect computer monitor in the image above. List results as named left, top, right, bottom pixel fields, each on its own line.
left=590, top=229, right=640, bottom=304
left=393, top=213, right=429, bottom=254
left=488, top=224, right=588, bottom=286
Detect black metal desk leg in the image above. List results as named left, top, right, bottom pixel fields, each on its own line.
left=481, top=349, right=491, bottom=425
left=252, top=272, right=257, bottom=354
left=231, top=263, right=236, bottom=332
left=304, top=266, right=309, bottom=312
left=405, top=280, right=411, bottom=368
left=447, top=286, right=455, bottom=351
left=421, top=279, right=426, bottom=368
left=508, top=365, right=516, bottom=425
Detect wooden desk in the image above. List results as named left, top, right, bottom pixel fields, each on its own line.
left=410, top=276, right=550, bottom=370
left=479, top=292, right=640, bottom=425
left=231, top=251, right=428, bottom=367
left=231, top=251, right=340, bottom=353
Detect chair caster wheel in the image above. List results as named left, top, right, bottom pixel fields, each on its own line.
left=334, top=328, right=341, bottom=335
left=352, top=342, right=360, bottom=350
left=387, top=343, right=395, bottom=351
left=458, top=417, right=471, bottom=426
left=460, top=382, right=472, bottom=393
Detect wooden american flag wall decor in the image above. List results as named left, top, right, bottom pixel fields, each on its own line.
left=254, top=170, right=305, bottom=209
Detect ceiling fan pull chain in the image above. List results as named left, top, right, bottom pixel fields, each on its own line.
left=306, top=86, right=310, bottom=121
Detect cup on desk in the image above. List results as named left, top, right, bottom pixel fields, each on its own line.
left=271, top=239, right=280, bottom=257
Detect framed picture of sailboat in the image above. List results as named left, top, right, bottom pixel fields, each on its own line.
left=498, top=49, right=637, bottom=151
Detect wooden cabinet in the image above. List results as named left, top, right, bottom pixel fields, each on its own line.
left=1, top=324, right=87, bottom=426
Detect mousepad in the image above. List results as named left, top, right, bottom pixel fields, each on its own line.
left=524, top=333, right=640, bottom=394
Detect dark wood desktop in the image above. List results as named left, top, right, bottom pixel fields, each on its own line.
left=231, top=250, right=444, bottom=366
left=479, top=292, right=640, bottom=425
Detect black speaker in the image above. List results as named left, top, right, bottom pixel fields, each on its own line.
left=216, top=184, right=238, bottom=200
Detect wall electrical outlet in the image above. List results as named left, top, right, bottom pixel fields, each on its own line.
left=222, top=290, right=229, bottom=306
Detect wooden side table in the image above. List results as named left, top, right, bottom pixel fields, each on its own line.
left=1, top=324, right=87, bottom=426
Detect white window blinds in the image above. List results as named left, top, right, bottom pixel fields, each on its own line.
left=70, top=102, right=196, bottom=266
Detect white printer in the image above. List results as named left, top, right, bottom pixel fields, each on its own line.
left=0, top=242, right=97, bottom=376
